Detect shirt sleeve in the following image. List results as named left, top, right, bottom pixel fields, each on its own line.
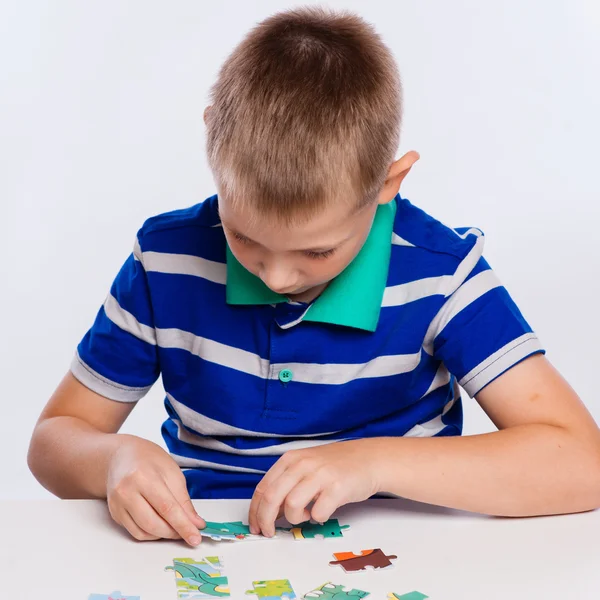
left=70, top=229, right=160, bottom=402
left=428, top=252, right=545, bottom=398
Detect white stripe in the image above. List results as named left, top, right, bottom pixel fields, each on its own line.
left=270, top=351, right=422, bottom=385
left=384, top=234, right=484, bottom=308
left=423, top=269, right=502, bottom=355
left=142, top=251, right=227, bottom=285
left=382, top=275, right=452, bottom=307
left=445, top=234, right=485, bottom=296
left=167, top=393, right=341, bottom=437
left=403, top=396, right=457, bottom=438
left=104, top=293, right=157, bottom=345
left=70, top=352, right=151, bottom=402
left=173, top=419, right=348, bottom=456
left=459, top=333, right=543, bottom=397
left=158, top=329, right=269, bottom=377
left=157, top=327, right=423, bottom=385
left=133, top=236, right=143, bottom=262
left=391, top=232, right=415, bottom=247
left=455, top=227, right=483, bottom=239
left=420, top=364, right=452, bottom=398
left=171, top=453, right=266, bottom=474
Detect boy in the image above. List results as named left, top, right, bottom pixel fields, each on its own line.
left=28, top=7, right=600, bottom=548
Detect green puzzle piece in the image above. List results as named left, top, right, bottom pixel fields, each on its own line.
left=246, top=579, right=296, bottom=599
left=167, top=559, right=230, bottom=597
left=389, top=593, right=428, bottom=600
left=168, top=556, right=222, bottom=576
left=291, top=519, right=350, bottom=539
left=204, top=521, right=252, bottom=536
left=305, top=582, right=369, bottom=600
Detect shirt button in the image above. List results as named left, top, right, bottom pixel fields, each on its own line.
left=279, top=368, right=293, bottom=383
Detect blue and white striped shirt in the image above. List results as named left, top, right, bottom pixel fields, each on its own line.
left=71, top=193, right=544, bottom=498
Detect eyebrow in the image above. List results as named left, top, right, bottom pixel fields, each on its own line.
left=224, top=223, right=344, bottom=253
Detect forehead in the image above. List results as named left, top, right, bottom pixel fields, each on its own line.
left=218, top=195, right=375, bottom=249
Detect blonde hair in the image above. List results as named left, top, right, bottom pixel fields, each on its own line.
left=205, top=6, right=402, bottom=223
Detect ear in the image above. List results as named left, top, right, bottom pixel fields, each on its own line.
left=377, top=151, right=420, bottom=204
left=203, top=105, right=212, bottom=125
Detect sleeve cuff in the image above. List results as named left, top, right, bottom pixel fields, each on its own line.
left=70, top=351, right=153, bottom=402
left=458, top=333, right=545, bottom=397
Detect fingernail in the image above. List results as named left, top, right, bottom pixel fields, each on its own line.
left=250, top=525, right=259, bottom=535
left=189, top=535, right=201, bottom=546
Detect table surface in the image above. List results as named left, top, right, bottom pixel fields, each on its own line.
left=1, top=498, right=599, bottom=599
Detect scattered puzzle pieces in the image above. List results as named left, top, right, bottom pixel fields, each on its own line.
left=329, top=549, right=397, bottom=573
left=165, top=556, right=230, bottom=598
left=303, top=582, right=369, bottom=600
left=246, top=579, right=297, bottom=600
left=388, top=593, right=428, bottom=600
left=291, top=519, right=350, bottom=540
left=88, top=593, right=139, bottom=600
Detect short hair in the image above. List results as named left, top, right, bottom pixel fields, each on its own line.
left=205, top=6, right=402, bottom=224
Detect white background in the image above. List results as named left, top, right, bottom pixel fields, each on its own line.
left=1, top=0, right=599, bottom=500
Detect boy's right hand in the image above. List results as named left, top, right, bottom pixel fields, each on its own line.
left=106, top=435, right=205, bottom=545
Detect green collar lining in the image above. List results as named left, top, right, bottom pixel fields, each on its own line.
left=225, top=199, right=396, bottom=332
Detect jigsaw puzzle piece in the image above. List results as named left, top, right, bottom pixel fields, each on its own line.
left=291, top=519, right=350, bottom=540
left=388, top=593, right=428, bottom=600
left=88, top=592, right=139, bottom=600
left=246, top=579, right=297, bottom=600
left=329, top=549, right=397, bottom=572
left=165, top=557, right=230, bottom=598
left=167, top=556, right=223, bottom=577
left=303, top=581, right=369, bottom=599
left=204, top=521, right=252, bottom=536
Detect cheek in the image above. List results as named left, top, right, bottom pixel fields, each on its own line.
left=306, top=247, right=361, bottom=282
left=228, top=241, right=260, bottom=272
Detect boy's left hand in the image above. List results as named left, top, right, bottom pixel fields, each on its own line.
left=248, top=438, right=384, bottom=537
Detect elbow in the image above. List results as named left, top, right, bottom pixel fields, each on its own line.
left=27, top=424, right=43, bottom=482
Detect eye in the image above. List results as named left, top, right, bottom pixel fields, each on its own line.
left=232, top=231, right=252, bottom=245
left=304, top=248, right=336, bottom=260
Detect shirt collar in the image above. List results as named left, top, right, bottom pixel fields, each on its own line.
left=225, top=196, right=397, bottom=332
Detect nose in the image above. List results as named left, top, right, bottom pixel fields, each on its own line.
left=259, top=260, right=299, bottom=294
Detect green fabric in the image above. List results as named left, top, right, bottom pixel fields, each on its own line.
left=225, top=200, right=396, bottom=332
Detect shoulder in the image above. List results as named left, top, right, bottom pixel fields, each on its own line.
left=139, top=193, right=220, bottom=237
left=388, top=195, right=486, bottom=297
left=134, top=194, right=225, bottom=261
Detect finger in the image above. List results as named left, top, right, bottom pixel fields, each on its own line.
left=140, top=480, right=202, bottom=546
left=255, top=467, right=308, bottom=538
left=283, top=475, right=321, bottom=525
left=120, top=508, right=161, bottom=542
left=169, top=476, right=206, bottom=529
left=249, top=455, right=293, bottom=534
left=125, top=494, right=181, bottom=540
left=180, top=497, right=206, bottom=529
left=311, top=490, right=344, bottom=524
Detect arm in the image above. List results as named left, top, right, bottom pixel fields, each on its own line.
left=28, top=371, right=136, bottom=499
left=248, top=355, right=600, bottom=536
left=373, top=353, right=600, bottom=516
left=28, top=372, right=205, bottom=544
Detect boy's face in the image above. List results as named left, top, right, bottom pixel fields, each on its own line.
left=219, top=196, right=381, bottom=301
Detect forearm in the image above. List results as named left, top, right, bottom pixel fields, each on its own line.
left=28, top=416, right=130, bottom=499
left=373, top=424, right=600, bottom=516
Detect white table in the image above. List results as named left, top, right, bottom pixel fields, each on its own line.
left=2, top=498, right=599, bottom=599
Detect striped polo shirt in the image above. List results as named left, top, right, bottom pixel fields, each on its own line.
left=71, top=193, right=545, bottom=499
